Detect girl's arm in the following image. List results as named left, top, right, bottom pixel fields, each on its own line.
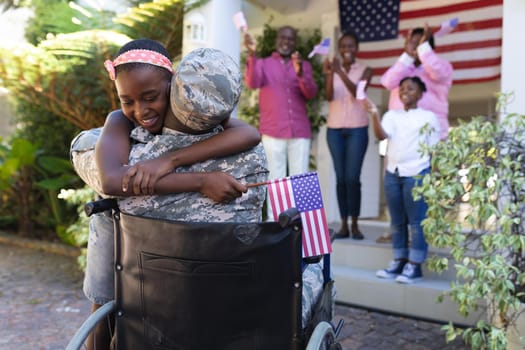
left=95, top=110, right=134, bottom=196
left=365, top=100, right=388, bottom=141
left=121, top=117, right=261, bottom=194
left=94, top=111, right=246, bottom=201
left=334, top=61, right=373, bottom=97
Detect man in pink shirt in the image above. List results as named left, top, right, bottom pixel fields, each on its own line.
left=380, top=24, right=453, bottom=140
left=244, top=26, right=318, bottom=219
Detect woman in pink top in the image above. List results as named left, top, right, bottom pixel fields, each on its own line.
left=323, top=31, right=372, bottom=240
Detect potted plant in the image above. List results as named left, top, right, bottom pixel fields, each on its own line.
left=414, top=93, right=525, bottom=349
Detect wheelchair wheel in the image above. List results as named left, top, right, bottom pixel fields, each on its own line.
left=65, top=300, right=116, bottom=350
left=305, top=321, right=342, bottom=350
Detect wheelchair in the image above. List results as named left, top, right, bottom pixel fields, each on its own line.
left=67, top=199, right=343, bottom=350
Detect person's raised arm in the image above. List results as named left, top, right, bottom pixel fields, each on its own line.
left=122, top=117, right=261, bottom=194
left=323, top=58, right=334, bottom=101
left=333, top=58, right=373, bottom=97
left=244, top=33, right=265, bottom=89
left=365, top=99, right=388, bottom=141
left=292, top=52, right=318, bottom=100
left=95, top=110, right=134, bottom=196
left=380, top=31, right=416, bottom=90
left=417, top=25, right=453, bottom=84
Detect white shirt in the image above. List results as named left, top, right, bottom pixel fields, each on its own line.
left=381, top=107, right=440, bottom=177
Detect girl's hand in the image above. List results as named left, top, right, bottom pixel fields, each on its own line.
left=200, top=172, right=247, bottom=203
left=122, top=156, right=174, bottom=195
left=364, top=98, right=378, bottom=115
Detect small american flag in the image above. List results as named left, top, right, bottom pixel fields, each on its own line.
left=434, top=17, right=459, bottom=38
left=308, top=38, right=331, bottom=58
left=268, top=172, right=332, bottom=257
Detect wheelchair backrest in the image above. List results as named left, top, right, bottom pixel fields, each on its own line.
left=113, top=211, right=303, bottom=350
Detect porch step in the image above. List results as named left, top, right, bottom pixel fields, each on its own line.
left=329, top=220, right=484, bottom=326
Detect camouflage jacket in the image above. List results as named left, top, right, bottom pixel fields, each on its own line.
left=70, top=126, right=268, bottom=222
left=119, top=126, right=268, bottom=222
left=70, top=127, right=105, bottom=196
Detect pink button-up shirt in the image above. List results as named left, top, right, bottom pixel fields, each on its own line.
left=245, top=52, right=318, bottom=139
left=380, top=42, right=453, bottom=140
left=326, top=61, right=369, bottom=129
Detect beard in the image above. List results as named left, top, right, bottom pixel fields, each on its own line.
left=277, top=47, right=293, bottom=57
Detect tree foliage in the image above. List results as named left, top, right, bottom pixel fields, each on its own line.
left=0, top=0, right=203, bottom=238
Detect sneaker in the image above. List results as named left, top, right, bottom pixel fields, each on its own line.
left=395, top=262, right=423, bottom=284
left=376, top=259, right=407, bottom=279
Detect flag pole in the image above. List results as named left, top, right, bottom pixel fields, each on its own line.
left=246, top=181, right=269, bottom=188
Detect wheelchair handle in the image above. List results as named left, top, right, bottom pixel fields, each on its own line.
left=278, top=207, right=301, bottom=228
left=84, top=198, right=118, bottom=217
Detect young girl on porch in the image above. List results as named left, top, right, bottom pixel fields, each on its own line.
left=367, top=76, right=440, bottom=284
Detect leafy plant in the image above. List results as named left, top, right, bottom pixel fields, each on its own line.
left=414, top=93, right=525, bottom=349
left=0, top=0, right=202, bottom=241
left=0, top=136, right=79, bottom=238
left=238, top=23, right=326, bottom=134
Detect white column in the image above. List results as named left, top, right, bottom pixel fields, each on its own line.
left=501, top=0, right=525, bottom=115
left=182, top=0, right=241, bottom=65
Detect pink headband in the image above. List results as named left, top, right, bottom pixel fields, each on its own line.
left=104, top=49, right=174, bottom=80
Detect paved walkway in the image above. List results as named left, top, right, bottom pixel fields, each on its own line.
left=0, top=241, right=468, bottom=350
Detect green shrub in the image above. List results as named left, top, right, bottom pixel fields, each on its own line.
left=415, top=93, right=525, bottom=349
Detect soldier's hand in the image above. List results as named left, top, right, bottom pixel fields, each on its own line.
left=200, top=172, right=247, bottom=203
left=122, top=156, right=174, bottom=195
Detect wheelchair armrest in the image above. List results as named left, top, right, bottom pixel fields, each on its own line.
left=303, top=255, right=323, bottom=264
left=278, top=207, right=300, bottom=228
left=84, top=198, right=118, bottom=217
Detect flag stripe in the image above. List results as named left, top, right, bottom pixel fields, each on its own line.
left=267, top=172, right=332, bottom=257
left=400, top=0, right=502, bottom=19
left=342, top=0, right=503, bottom=86
left=315, top=209, right=330, bottom=254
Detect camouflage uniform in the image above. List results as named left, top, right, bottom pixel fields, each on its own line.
left=70, top=128, right=324, bottom=328
left=70, top=127, right=105, bottom=196
left=119, top=125, right=268, bottom=222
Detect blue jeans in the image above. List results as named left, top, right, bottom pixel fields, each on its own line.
left=384, top=168, right=429, bottom=264
left=326, top=127, right=368, bottom=218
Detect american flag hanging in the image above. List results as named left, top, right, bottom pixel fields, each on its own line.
left=267, top=172, right=332, bottom=258
left=339, top=0, right=503, bottom=86
left=339, top=0, right=401, bottom=42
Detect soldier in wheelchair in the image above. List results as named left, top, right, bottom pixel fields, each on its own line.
left=69, top=43, right=340, bottom=349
